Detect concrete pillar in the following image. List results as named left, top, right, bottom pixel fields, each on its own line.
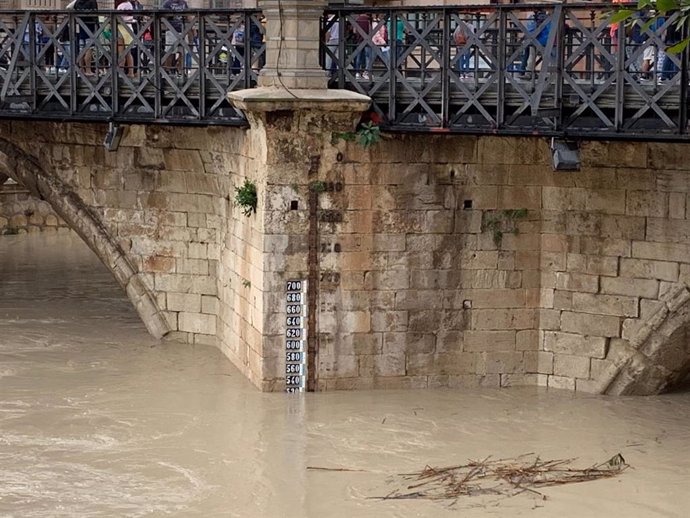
left=227, top=89, right=369, bottom=390
left=258, top=0, right=329, bottom=89
left=226, top=0, right=372, bottom=390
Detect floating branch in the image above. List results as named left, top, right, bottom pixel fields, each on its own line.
left=307, top=466, right=369, bottom=472
left=369, top=453, right=628, bottom=503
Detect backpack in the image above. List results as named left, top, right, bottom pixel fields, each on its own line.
left=250, top=23, right=262, bottom=45
left=372, top=23, right=387, bottom=46
left=533, top=11, right=550, bottom=46
left=453, top=24, right=467, bottom=45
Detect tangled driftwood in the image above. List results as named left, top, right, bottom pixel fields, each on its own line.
left=370, top=453, right=628, bottom=502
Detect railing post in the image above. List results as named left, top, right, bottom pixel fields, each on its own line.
left=153, top=11, right=161, bottom=119
left=69, top=12, right=76, bottom=116
left=258, top=0, right=329, bottom=89
left=111, top=12, right=119, bottom=120
left=680, top=19, right=688, bottom=135
left=555, top=5, right=565, bottom=133
left=29, top=12, right=36, bottom=113
left=337, top=11, right=346, bottom=89
left=441, top=9, right=449, bottom=127
left=497, top=7, right=506, bottom=130
left=198, top=13, right=206, bottom=119
left=614, top=13, right=625, bottom=132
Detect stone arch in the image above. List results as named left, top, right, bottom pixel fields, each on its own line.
left=0, top=138, right=169, bottom=339
left=602, top=286, right=690, bottom=395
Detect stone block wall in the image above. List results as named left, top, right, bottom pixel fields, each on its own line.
left=304, top=134, right=545, bottom=390
left=0, top=121, right=242, bottom=348
left=0, top=182, right=71, bottom=234
left=228, top=99, right=370, bottom=391
left=2, top=118, right=689, bottom=394
left=300, top=135, right=690, bottom=393
left=216, top=119, right=265, bottom=389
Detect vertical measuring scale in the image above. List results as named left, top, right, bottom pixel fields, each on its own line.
left=285, top=280, right=308, bottom=392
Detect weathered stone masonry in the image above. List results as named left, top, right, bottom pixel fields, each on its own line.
left=308, top=134, right=690, bottom=394
left=0, top=180, right=70, bottom=234
left=1, top=118, right=689, bottom=395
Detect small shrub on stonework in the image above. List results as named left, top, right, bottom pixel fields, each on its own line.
left=234, top=179, right=257, bottom=217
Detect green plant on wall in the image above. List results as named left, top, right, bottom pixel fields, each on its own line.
left=356, top=122, right=381, bottom=148
left=483, top=208, right=529, bottom=246
left=331, top=131, right=356, bottom=145
left=234, top=179, right=257, bottom=217
left=309, top=180, right=327, bottom=193
left=331, top=122, right=382, bottom=149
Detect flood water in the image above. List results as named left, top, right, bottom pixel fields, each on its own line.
left=0, top=233, right=689, bottom=517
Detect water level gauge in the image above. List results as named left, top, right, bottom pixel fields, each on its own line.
left=285, top=280, right=307, bottom=392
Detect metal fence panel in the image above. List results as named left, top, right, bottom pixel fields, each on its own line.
left=0, top=9, right=264, bottom=125
left=323, top=3, right=689, bottom=140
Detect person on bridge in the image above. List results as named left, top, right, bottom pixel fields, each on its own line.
left=520, top=8, right=551, bottom=81
left=353, top=12, right=371, bottom=80
left=453, top=16, right=475, bottom=78
left=160, top=0, right=190, bottom=75
left=660, top=15, right=681, bottom=81
left=386, top=14, right=406, bottom=69
left=371, top=14, right=388, bottom=68
left=230, top=20, right=244, bottom=77
left=116, top=0, right=135, bottom=79
left=325, top=15, right=340, bottom=75
left=73, top=0, right=99, bottom=76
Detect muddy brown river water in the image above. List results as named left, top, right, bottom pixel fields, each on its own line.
left=0, top=233, right=689, bottom=517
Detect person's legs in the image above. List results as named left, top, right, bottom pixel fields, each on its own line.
left=117, top=26, right=134, bottom=77
left=78, top=33, right=94, bottom=75
left=354, top=44, right=365, bottom=76
left=461, top=51, right=471, bottom=75
left=164, top=30, right=178, bottom=72
left=661, top=53, right=678, bottom=80
left=395, top=41, right=405, bottom=69
left=363, top=45, right=372, bottom=78
left=57, top=41, right=70, bottom=70
left=522, top=45, right=536, bottom=79
left=519, top=45, right=530, bottom=72
left=231, top=45, right=244, bottom=76
left=43, top=37, right=55, bottom=70
left=326, top=41, right=337, bottom=73
left=117, top=39, right=134, bottom=77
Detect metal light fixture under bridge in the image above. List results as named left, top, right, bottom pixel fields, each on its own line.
left=550, top=138, right=581, bottom=171
left=103, top=122, right=123, bottom=152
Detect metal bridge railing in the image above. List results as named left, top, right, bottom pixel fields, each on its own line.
left=323, top=4, right=690, bottom=140
left=0, top=9, right=264, bottom=125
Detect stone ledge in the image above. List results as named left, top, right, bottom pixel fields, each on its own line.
left=228, top=87, right=371, bottom=114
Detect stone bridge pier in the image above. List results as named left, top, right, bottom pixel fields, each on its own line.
left=2, top=118, right=690, bottom=395
left=1, top=0, right=689, bottom=395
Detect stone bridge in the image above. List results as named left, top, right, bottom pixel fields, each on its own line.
left=0, top=0, right=689, bottom=395
left=2, top=114, right=690, bottom=395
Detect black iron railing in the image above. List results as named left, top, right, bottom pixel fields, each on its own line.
left=322, top=4, right=690, bottom=140
left=0, top=9, right=264, bottom=125
left=2, top=5, right=689, bottom=138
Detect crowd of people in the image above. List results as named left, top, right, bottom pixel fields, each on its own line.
left=323, top=9, right=684, bottom=84
left=12, top=7, right=684, bottom=84
left=10, top=2, right=263, bottom=80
